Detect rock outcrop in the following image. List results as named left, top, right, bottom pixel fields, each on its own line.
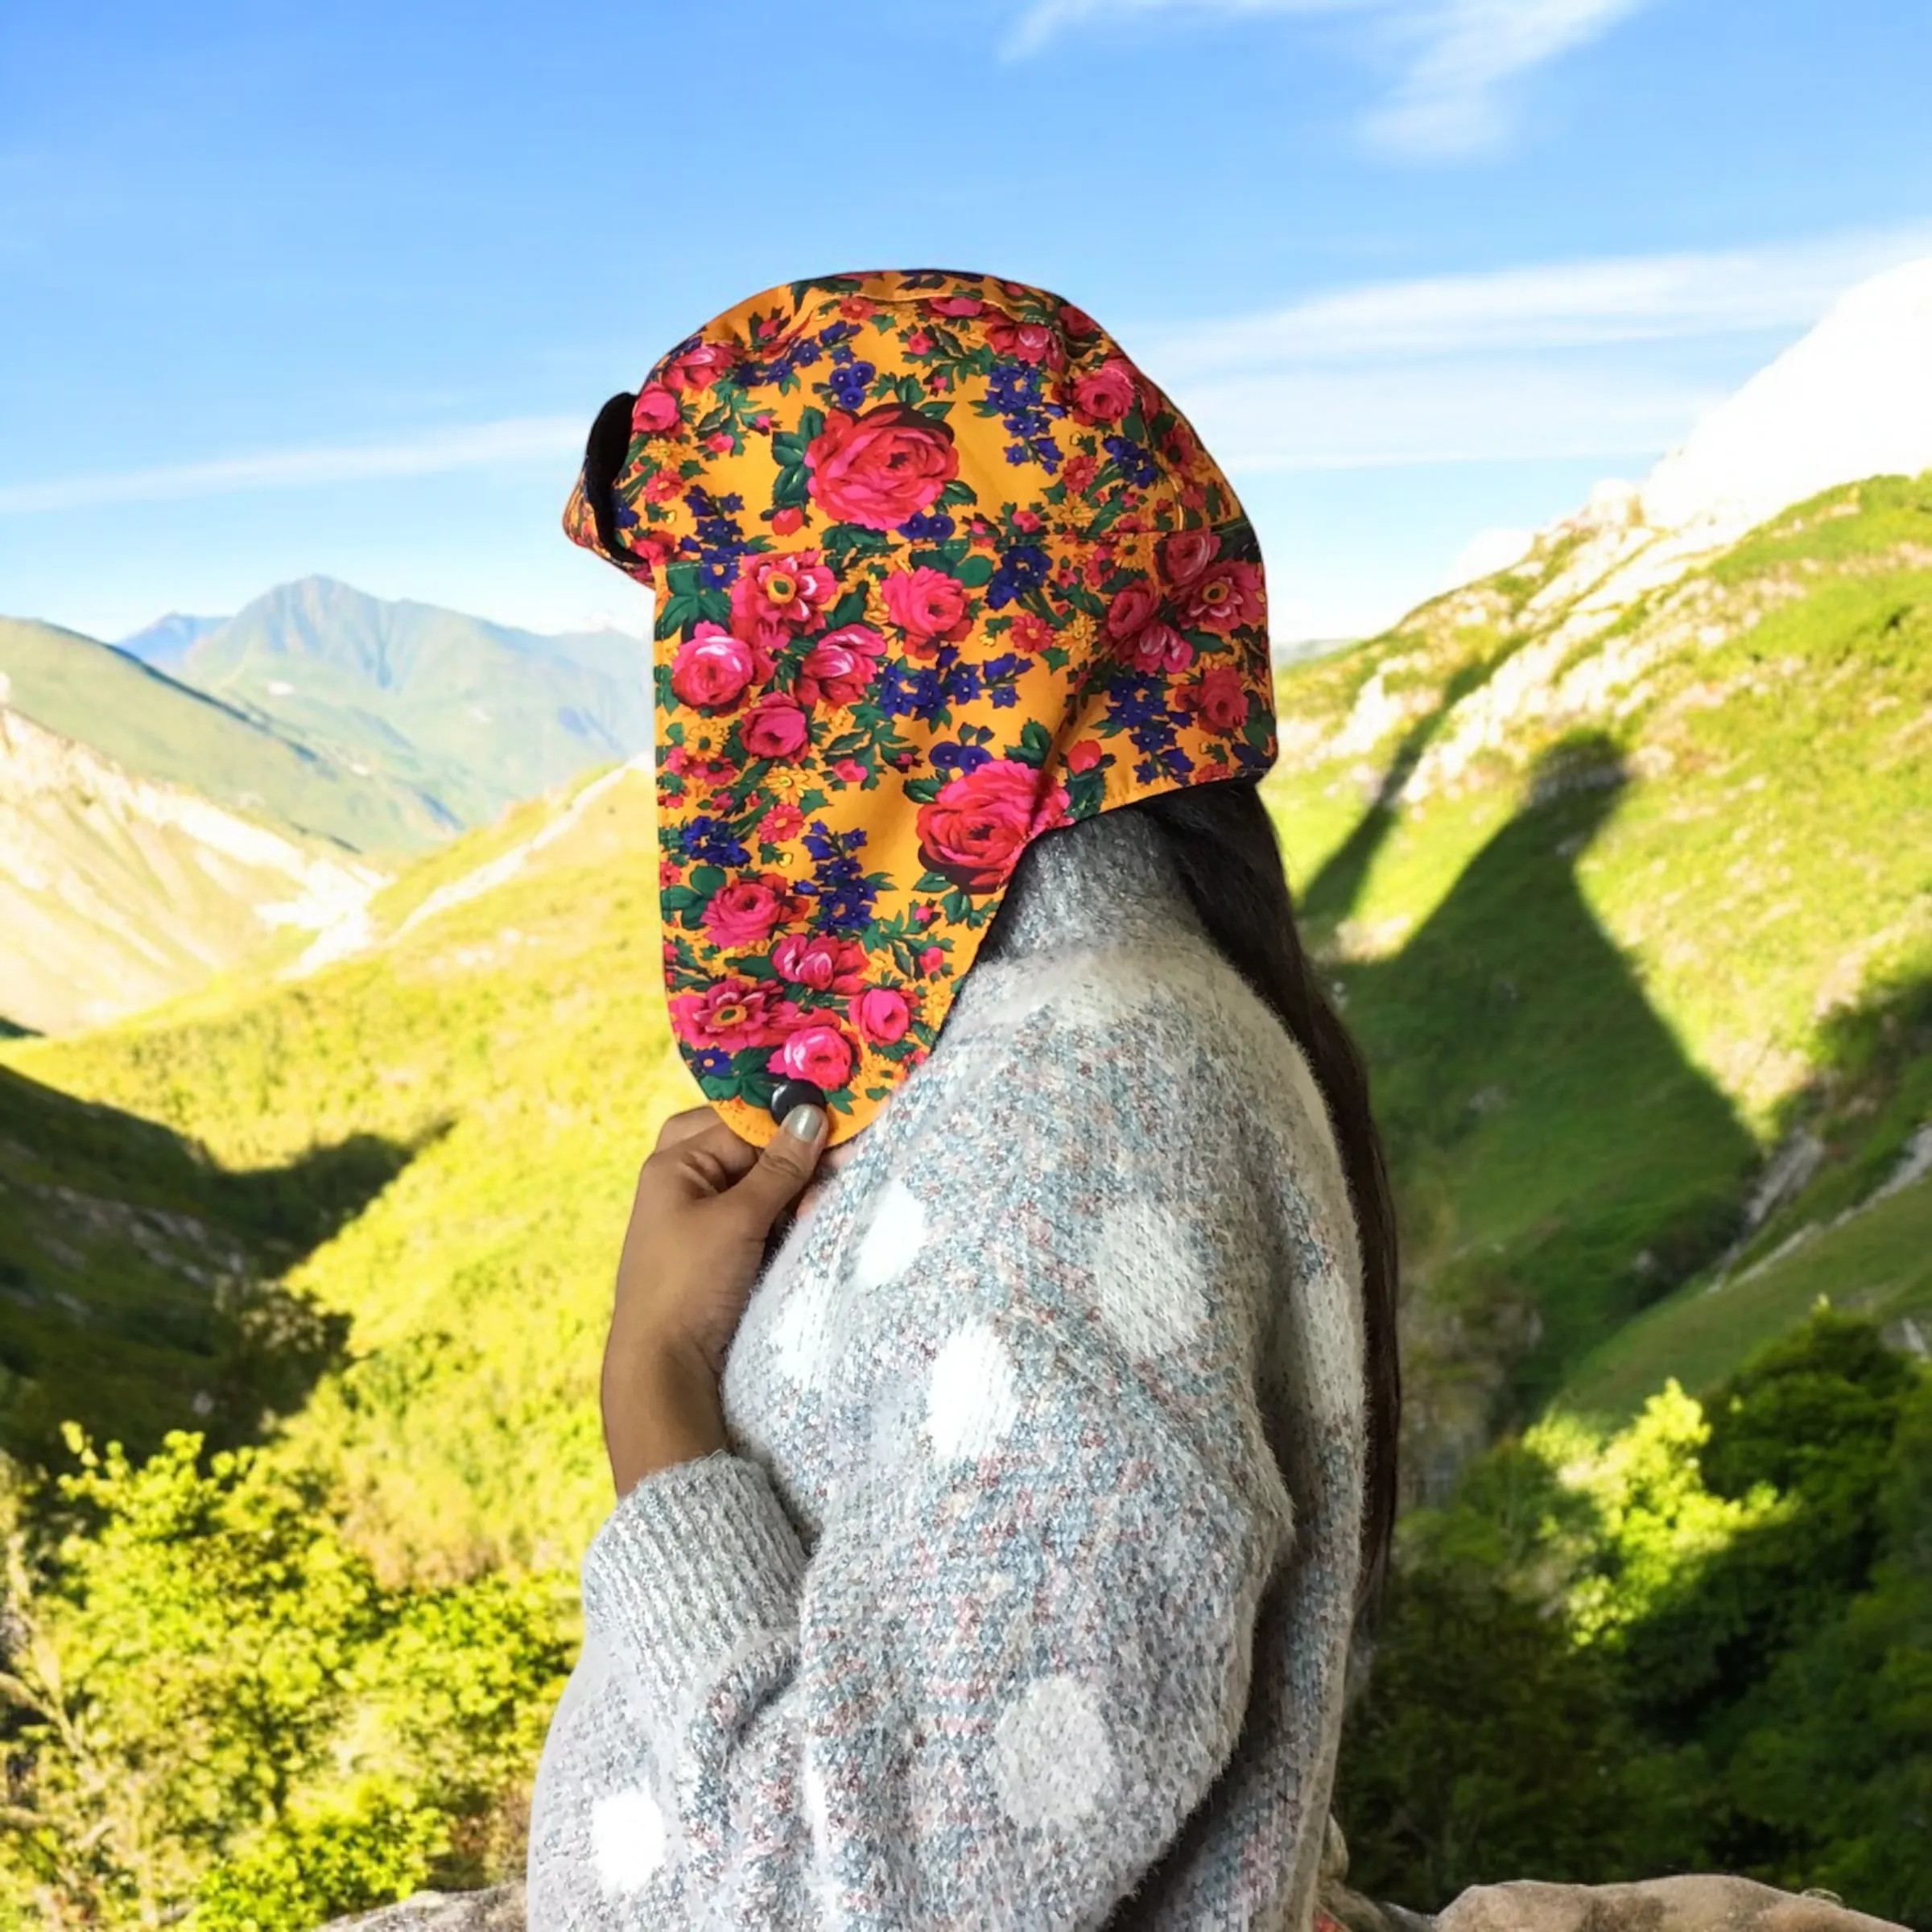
left=313, top=1873, right=1909, bottom=1931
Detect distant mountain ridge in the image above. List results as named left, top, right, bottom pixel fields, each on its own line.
left=116, top=611, right=229, bottom=671
left=0, top=616, right=456, bottom=854
left=163, top=576, right=653, bottom=834
left=0, top=583, right=654, bottom=1031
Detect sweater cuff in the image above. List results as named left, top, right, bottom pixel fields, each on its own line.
left=579, top=1450, right=810, bottom=1730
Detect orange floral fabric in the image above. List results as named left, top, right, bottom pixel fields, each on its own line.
left=564, top=266, right=1279, bottom=1147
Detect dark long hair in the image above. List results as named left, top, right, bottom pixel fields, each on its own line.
left=577, top=394, right=1399, bottom=1616
left=1125, top=779, right=1401, bottom=1625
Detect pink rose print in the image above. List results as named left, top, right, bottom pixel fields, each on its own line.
left=631, top=385, right=680, bottom=435
left=624, top=529, right=677, bottom=575
left=1180, top=559, right=1264, bottom=636
left=795, top=624, right=887, bottom=708
left=668, top=976, right=802, bottom=1051
left=882, top=566, right=972, bottom=646
left=701, top=875, right=800, bottom=949
left=768, top=1023, right=855, bottom=1092
left=918, top=944, right=945, bottom=974
left=1071, top=358, right=1136, bottom=424
left=1065, top=739, right=1102, bottom=772
left=804, top=404, right=959, bottom=530
left=985, top=315, right=1065, bottom=367
left=905, top=328, right=933, bottom=354
left=704, top=431, right=733, bottom=454
left=1058, top=301, right=1100, bottom=336
left=834, top=756, right=868, bottom=784
left=1104, top=578, right=1160, bottom=640
left=730, top=549, right=836, bottom=646
left=1162, top=419, right=1202, bottom=473
left=670, top=621, right=772, bottom=711
left=1183, top=665, right=1249, bottom=733
left=928, top=294, right=984, bottom=316
left=770, top=505, right=805, bottom=535
left=850, top=986, right=914, bottom=1044
left=739, top=693, right=811, bottom=761
left=772, top=932, right=869, bottom=993
left=661, top=341, right=734, bottom=392
left=1159, top=528, right=1220, bottom=588
left=1061, top=452, right=1098, bottom=495
left=1128, top=622, right=1194, bottom=673
left=914, top=755, right=1072, bottom=894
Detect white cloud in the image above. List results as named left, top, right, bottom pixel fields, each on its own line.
left=1174, top=357, right=1719, bottom=469
left=1117, top=225, right=1932, bottom=472
left=1001, top=0, right=1659, bottom=154
left=1365, top=0, right=1649, bottom=155
left=8, top=226, right=1925, bottom=525
left=1126, top=225, right=1932, bottom=369
left=0, top=415, right=584, bottom=516
left=1446, top=524, right=1537, bottom=584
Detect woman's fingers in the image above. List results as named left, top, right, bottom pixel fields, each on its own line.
left=652, top=1104, right=722, bottom=1154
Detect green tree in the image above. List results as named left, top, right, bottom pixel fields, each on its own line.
left=0, top=1426, right=572, bottom=1928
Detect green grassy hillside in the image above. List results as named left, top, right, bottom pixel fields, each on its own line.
left=2, top=475, right=1926, bottom=1572
left=176, top=578, right=654, bottom=836
left=0, top=617, right=456, bottom=854
left=1265, top=470, right=1932, bottom=1488
left=0, top=479, right=1926, bottom=1921
left=2, top=762, right=683, bottom=1587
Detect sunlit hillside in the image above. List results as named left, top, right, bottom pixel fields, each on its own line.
left=2, top=473, right=1926, bottom=1590
left=1269, top=470, right=1932, bottom=1487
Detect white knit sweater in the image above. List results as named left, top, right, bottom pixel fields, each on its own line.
left=526, top=803, right=1368, bottom=1929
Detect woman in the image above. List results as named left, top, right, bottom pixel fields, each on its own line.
left=526, top=268, right=1400, bottom=1930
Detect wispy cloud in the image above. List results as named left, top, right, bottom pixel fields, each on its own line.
left=1129, top=224, right=1932, bottom=369
left=1002, top=0, right=1656, bottom=156
left=1129, top=224, right=1932, bottom=471
left=6, top=226, right=1925, bottom=514
left=0, top=415, right=584, bottom=517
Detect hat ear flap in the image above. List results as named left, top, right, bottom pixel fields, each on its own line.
left=583, top=391, right=639, bottom=561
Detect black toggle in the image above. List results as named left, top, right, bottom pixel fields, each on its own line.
left=767, top=1077, right=828, bottom=1127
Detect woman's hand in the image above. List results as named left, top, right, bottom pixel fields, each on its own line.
left=609, top=1100, right=829, bottom=1382
left=601, top=1098, right=829, bottom=1494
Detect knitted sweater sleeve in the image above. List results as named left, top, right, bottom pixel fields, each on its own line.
left=530, top=955, right=1311, bottom=1930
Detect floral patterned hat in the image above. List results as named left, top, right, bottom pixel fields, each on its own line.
left=564, top=266, right=1279, bottom=1148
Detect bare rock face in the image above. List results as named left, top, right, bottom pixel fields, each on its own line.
left=1432, top=1876, right=1908, bottom=1932
left=314, top=1884, right=524, bottom=1932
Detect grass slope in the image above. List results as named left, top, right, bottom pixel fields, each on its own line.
left=0, top=474, right=1925, bottom=1583
left=2, top=764, right=684, bottom=1588
left=1262, top=471, right=1932, bottom=1485
left=0, top=703, right=386, bottom=1034
left=0, top=617, right=456, bottom=854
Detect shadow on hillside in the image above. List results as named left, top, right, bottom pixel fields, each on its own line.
left=0, top=1063, right=433, bottom=1530
left=1333, top=733, right=1762, bottom=1497
left=1298, top=661, right=1492, bottom=936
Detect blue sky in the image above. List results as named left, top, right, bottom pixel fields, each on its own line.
left=2, top=0, right=1929, bottom=648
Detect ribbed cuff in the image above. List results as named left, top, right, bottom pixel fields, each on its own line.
left=579, top=1450, right=810, bottom=1732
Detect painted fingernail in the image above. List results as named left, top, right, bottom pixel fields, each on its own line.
left=784, top=1103, right=825, bottom=1140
